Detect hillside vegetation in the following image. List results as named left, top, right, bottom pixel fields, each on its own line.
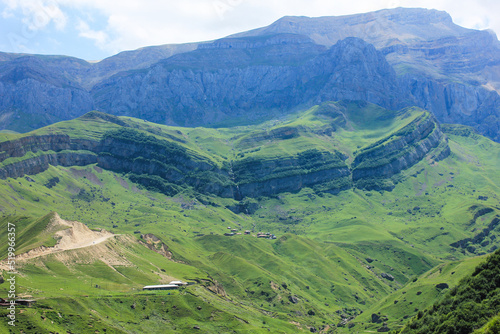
left=0, top=103, right=498, bottom=333
left=398, top=249, right=500, bottom=334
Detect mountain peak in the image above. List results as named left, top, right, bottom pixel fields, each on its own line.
left=232, top=7, right=468, bottom=47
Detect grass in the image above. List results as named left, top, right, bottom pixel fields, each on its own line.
left=0, top=105, right=498, bottom=332
left=355, top=254, right=488, bottom=332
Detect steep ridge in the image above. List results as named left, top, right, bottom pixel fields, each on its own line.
left=0, top=104, right=449, bottom=198
left=352, top=111, right=450, bottom=190
left=233, top=8, right=500, bottom=88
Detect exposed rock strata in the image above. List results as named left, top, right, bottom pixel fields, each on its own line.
left=0, top=111, right=449, bottom=196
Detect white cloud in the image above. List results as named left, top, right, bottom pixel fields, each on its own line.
left=1, top=0, right=67, bottom=31
left=76, top=19, right=108, bottom=49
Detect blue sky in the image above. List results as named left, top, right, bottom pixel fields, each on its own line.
left=0, top=0, right=498, bottom=61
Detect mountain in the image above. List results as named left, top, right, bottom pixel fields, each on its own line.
left=233, top=8, right=500, bottom=141
left=92, top=36, right=405, bottom=127
left=0, top=8, right=499, bottom=141
left=233, top=8, right=500, bottom=88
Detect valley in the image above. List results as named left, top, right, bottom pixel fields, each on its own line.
left=0, top=102, right=498, bottom=333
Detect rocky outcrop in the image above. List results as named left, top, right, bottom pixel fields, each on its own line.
left=0, top=134, right=72, bottom=162
left=140, top=233, right=172, bottom=259
left=0, top=133, right=99, bottom=179
left=94, top=128, right=235, bottom=197
left=0, top=107, right=450, bottom=198
left=237, top=165, right=351, bottom=198
left=381, top=273, right=395, bottom=281
left=0, top=124, right=236, bottom=197
left=0, top=152, right=97, bottom=179
left=352, top=112, right=450, bottom=190
left=400, top=76, right=500, bottom=142
left=232, top=148, right=351, bottom=198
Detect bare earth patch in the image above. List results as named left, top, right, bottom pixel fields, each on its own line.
left=70, top=168, right=103, bottom=185
left=0, top=213, right=116, bottom=269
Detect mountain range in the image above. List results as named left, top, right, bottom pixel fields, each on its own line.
left=0, top=8, right=499, bottom=141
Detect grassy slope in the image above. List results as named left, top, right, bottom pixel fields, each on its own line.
left=355, top=255, right=488, bottom=332
left=398, top=250, right=500, bottom=334
left=0, top=106, right=498, bottom=332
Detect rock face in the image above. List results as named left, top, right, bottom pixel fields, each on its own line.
left=352, top=112, right=450, bottom=190
left=140, top=233, right=173, bottom=259
left=91, top=35, right=403, bottom=126
left=0, top=56, right=94, bottom=130
left=0, top=8, right=498, bottom=141
left=234, top=8, right=500, bottom=141
left=381, top=273, right=395, bottom=281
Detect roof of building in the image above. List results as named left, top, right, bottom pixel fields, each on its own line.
left=143, top=284, right=179, bottom=289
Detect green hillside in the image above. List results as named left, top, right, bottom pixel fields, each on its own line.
left=398, top=249, right=500, bottom=334
left=0, top=103, right=499, bottom=333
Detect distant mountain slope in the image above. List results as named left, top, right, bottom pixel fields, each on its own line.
left=0, top=8, right=498, bottom=141
left=231, top=8, right=500, bottom=141
left=232, top=8, right=500, bottom=88
left=91, top=35, right=403, bottom=126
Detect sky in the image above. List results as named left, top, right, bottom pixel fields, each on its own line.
left=0, top=0, right=498, bottom=61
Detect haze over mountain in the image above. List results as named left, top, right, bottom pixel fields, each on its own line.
left=0, top=7, right=498, bottom=142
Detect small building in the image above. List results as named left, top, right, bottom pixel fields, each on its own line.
left=244, top=230, right=251, bottom=235
left=224, top=232, right=235, bottom=237
left=16, top=299, right=35, bottom=307
left=257, top=234, right=267, bottom=238
left=0, top=299, right=36, bottom=307
left=143, top=284, right=179, bottom=291
left=231, top=229, right=238, bottom=232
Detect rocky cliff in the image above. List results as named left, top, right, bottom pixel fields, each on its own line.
left=234, top=8, right=500, bottom=142
left=352, top=112, right=450, bottom=190
left=233, top=149, right=351, bottom=198
left=91, top=36, right=403, bottom=126
left=0, top=56, right=94, bottom=129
